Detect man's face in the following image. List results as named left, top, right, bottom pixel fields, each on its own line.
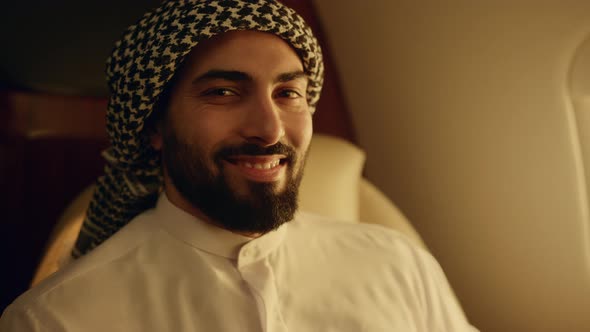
left=153, top=30, right=313, bottom=235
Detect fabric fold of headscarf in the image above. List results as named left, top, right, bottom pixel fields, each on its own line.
left=73, top=0, right=324, bottom=257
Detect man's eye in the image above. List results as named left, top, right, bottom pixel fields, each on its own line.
left=202, top=88, right=238, bottom=97
left=276, top=89, right=303, bottom=99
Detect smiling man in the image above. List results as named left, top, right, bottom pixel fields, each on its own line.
left=0, top=1, right=478, bottom=331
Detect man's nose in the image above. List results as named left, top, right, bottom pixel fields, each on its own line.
left=239, top=94, right=285, bottom=146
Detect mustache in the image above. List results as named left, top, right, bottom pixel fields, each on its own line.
left=214, top=142, right=296, bottom=162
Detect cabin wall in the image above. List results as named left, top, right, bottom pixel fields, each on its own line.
left=314, top=1, right=590, bottom=331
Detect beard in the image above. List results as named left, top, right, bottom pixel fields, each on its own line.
left=161, top=128, right=305, bottom=234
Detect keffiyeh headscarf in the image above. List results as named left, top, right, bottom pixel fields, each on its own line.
left=73, top=0, right=324, bottom=257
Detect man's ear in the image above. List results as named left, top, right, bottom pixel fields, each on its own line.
left=149, top=125, right=164, bottom=151
left=149, top=87, right=172, bottom=151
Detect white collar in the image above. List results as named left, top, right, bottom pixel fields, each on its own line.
left=152, top=193, right=288, bottom=259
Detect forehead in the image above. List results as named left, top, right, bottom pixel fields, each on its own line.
left=178, top=30, right=305, bottom=80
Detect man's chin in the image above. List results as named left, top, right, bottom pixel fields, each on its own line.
left=224, top=173, right=288, bottom=198
left=230, top=182, right=286, bottom=206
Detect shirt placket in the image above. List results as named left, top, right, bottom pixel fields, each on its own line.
left=238, top=245, right=288, bottom=332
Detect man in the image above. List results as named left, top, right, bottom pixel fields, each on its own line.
left=1, top=0, right=478, bottom=331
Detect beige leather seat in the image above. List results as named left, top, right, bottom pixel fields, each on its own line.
left=31, top=134, right=426, bottom=286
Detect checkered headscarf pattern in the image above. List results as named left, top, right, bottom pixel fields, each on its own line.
left=73, top=0, right=324, bottom=257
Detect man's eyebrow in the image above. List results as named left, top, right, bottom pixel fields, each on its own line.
left=276, top=70, right=308, bottom=83
left=192, top=70, right=252, bottom=84
left=191, top=69, right=307, bottom=85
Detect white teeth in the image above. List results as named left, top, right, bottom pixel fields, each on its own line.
left=240, top=160, right=280, bottom=169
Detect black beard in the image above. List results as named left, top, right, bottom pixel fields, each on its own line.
left=161, top=128, right=304, bottom=234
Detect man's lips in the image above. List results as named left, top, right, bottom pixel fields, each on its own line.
left=224, top=154, right=287, bottom=182
left=228, top=155, right=286, bottom=169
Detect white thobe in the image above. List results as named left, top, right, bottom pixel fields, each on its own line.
left=0, top=194, right=478, bottom=331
